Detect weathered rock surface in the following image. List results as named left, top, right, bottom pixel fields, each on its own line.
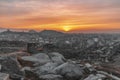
left=0, top=56, right=24, bottom=79
left=1, top=51, right=118, bottom=80
left=54, top=61, right=83, bottom=80
left=0, top=73, right=9, bottom=80
left=20, top=52, right=84, bottom=80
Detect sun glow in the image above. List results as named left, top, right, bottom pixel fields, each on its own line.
left=63, top=26, right=72, bottom=32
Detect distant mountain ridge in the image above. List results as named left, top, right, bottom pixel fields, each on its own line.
left=0, top=29, right=64, bottom=36
left=40, top=30, right=64, bottom=36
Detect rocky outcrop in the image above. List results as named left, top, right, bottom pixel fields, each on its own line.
left=0, top=56, right=24, bottom=80
left=1, top=51, right=120, bottom=80
left=19, top=52, right=84, bottom=80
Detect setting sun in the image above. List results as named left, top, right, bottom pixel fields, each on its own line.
left=63, top=26, right=72, bottom=32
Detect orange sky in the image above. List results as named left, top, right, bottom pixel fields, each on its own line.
left=0, top=0, right=120, bottom=32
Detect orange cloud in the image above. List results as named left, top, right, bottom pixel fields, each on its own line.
left=0, top=0, right=120, bottom=32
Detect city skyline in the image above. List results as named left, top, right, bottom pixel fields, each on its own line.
left=0, top=0, right=120, bottom=32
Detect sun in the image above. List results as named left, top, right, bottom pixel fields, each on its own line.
left=63, top=26, right=72, bottom=32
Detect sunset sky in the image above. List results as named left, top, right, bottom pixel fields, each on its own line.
left=0, top=0, right=120, bottom=32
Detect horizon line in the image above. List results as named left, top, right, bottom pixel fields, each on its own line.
left=1, top=28, right=120, bottom=34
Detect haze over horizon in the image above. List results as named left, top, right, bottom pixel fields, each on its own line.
left=0, top=0, right=120, bottom=32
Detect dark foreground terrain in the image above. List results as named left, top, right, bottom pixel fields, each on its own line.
left=0, top=30, right=120, bottom=80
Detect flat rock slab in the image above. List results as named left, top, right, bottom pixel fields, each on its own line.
left=0, top=73, right=9, bottom=80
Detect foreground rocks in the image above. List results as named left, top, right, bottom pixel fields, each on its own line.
left=19, top=52, right=66, bottom=67
left=20, top=52, right=84, bottom=80
left=0, top=51, right=120, bottom=80
left=0, top=56, right=24, bottom=80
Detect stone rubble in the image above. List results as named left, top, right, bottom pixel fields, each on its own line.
left=0, top=51, right=120, bottom=80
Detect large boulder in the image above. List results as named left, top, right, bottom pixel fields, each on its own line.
left=53, top=61, right=83, bottom=80
left=0, top=72, right=9, bottom=80
left=20, top=53, right=51, bottom=67
left=39, top=74, right=63, bottom=80
left=0, top=56, right=24, bottom=79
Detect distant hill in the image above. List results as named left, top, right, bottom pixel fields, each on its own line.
left=0, top=29, right=27, bottom=35
left=0, top=29, right=65, bottom=37
left=40, top=30, right=64, bottom=36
